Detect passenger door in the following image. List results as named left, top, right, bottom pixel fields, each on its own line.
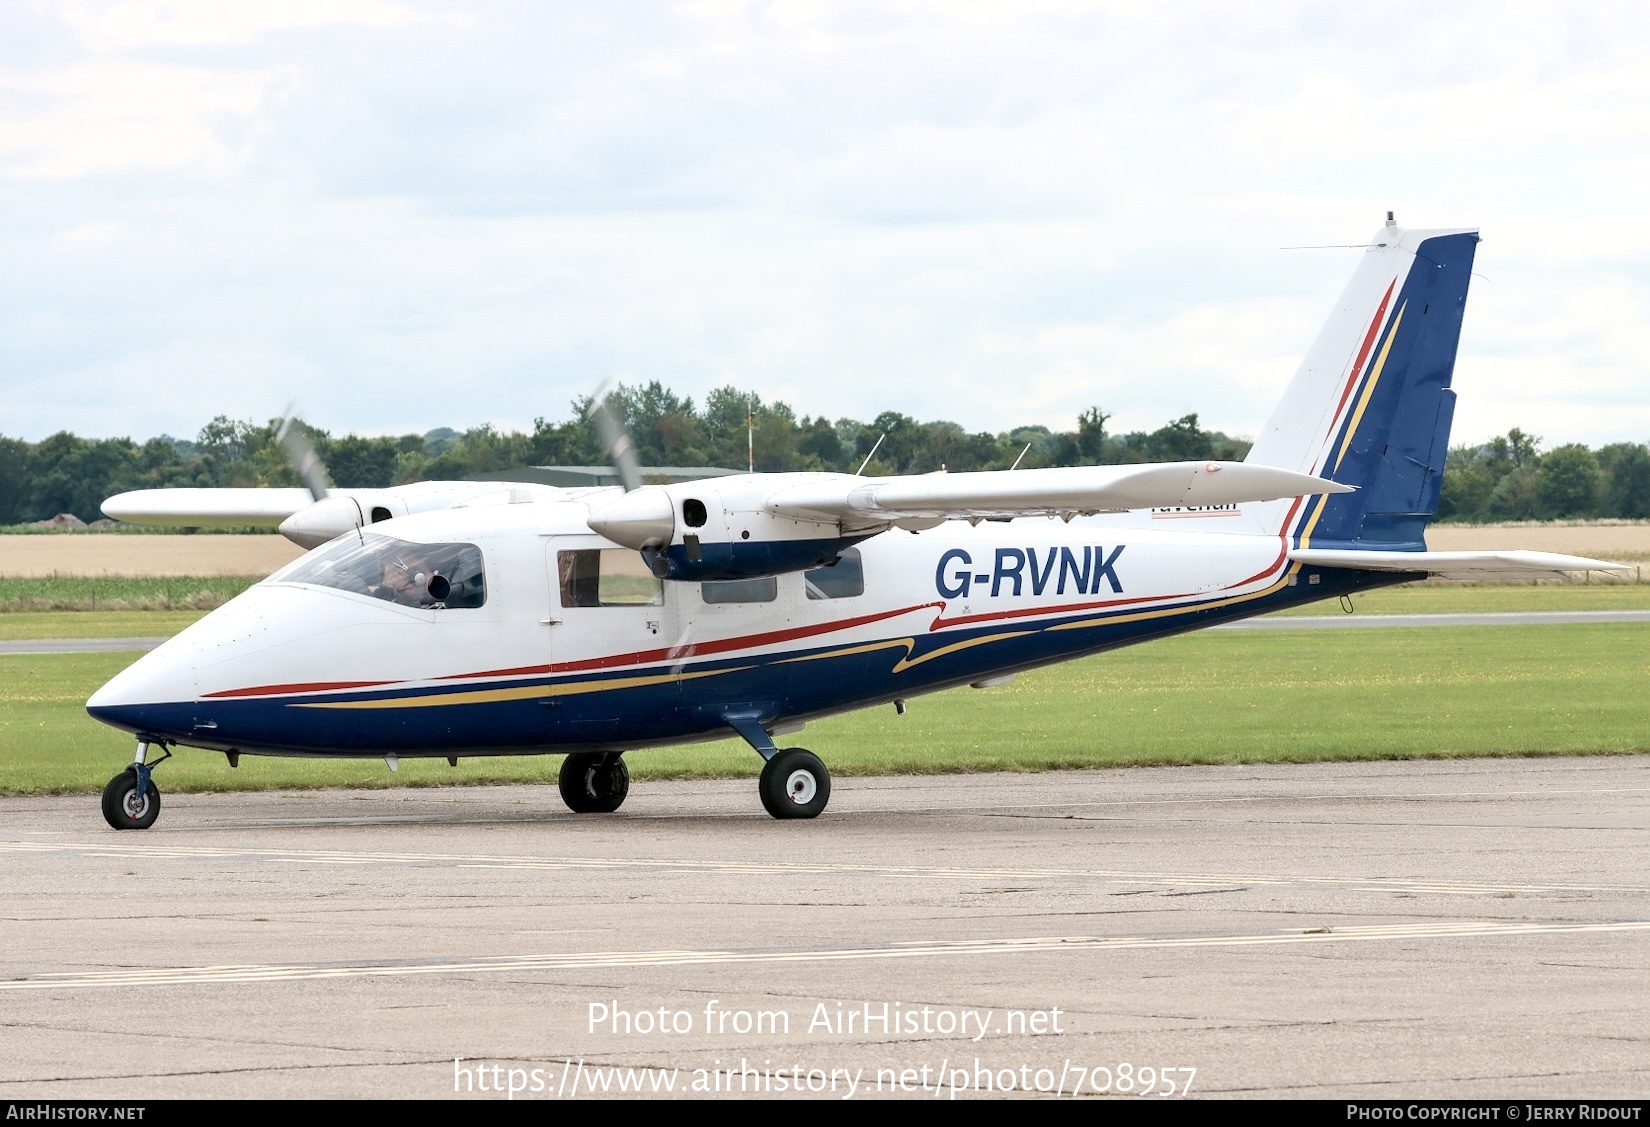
left=545, top=538, right=675, bottom=724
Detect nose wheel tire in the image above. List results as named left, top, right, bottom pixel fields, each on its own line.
left=759, top=748, right=831, bottom=820
left=558, top=752, right=630, bottom=813
left=101, top=767, right=160, bottom=830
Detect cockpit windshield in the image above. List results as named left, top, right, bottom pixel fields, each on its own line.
left=271, top=533, right=486, bottom=609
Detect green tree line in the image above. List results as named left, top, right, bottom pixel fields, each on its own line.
left=1439, top=427, right=1650, bottom=522
left=1, top=382, right=1644, bottom=524
left=0, top=384, right=1248, bottom=524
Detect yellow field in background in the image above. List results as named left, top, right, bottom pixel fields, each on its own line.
left=0, top=535, right=305, bottom=578
left=0, top=520, right=1647, bottom=579
left=1426, top=521, right=1650, bottom=562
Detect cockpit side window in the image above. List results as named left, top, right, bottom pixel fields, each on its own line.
left=274, top=534, right=486, bottom=609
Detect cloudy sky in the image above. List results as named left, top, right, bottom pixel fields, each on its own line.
left=4, top=0, right=1648, bottom=448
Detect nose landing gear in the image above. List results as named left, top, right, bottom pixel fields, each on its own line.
left=101, top=739, right=170, bottom=830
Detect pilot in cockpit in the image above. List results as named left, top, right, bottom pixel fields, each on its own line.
left=377, top=550, right=438, bottom=607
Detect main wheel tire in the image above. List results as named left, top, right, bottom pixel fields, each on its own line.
left=558, top=752, right=630, bottom=813
left=101, top=767, right=159, bottom=830
left=759, top=748, right=831, bottom=820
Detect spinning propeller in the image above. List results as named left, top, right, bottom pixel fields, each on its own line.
left=588, top=378, right=641, bottom=493
left=275, top=409, right=332, bottom=502
left=272, top=408, right=371, bottom=548
left=585, top=381, right=675, bottom=550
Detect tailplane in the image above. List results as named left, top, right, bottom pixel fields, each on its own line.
left=1245, top=216, right=1479, bottom=550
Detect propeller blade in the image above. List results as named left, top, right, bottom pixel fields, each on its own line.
left=589, top=379, right=642, bottom=493
left=275, top=409, right=332, bottom=503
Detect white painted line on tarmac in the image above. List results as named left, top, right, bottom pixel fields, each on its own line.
left=3, top=840, right=1645, bottom=897
left=6, top=920, right=1648, bottom=991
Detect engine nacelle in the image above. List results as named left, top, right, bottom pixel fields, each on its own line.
left=586, top=477, right=870, bottom=581
left=277, top=491, right=408, bottom=549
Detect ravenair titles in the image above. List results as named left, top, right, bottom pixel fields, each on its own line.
left=935, top=546, right=1125, bottom=600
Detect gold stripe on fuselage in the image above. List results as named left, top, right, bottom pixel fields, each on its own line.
left=291, top=666, right=745, bottom=710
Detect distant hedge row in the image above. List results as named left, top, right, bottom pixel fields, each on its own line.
left=1439, top=428, right=1650, bottom=522
left=0, top=383, right=1644, bottom=525
left=0, top=383, right=1247, bottom=524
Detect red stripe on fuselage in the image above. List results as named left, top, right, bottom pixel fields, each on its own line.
left=931, top=591, right=1177, bottom=630
left=208, top=602, right=949, bottom=700
left=205, top=680, right=396, bottom=700
left=1232, top=538, right=1289, bottom=588
left=203, top=540, right=1298, bottom=702
left=449, top=601, right=948, bottom=680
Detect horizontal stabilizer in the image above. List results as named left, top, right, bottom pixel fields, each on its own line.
left=768, top=462, right=1351, bottom=525
left=102, top=488, right=316, bottom=528
left=1289, top=548, right=1631, bottom=580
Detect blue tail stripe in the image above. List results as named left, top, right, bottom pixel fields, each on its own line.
left=1302, top=232, right=1479, bottom=551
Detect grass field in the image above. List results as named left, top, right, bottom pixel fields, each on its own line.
left=4, top=622, right=1646, bottom=796
left=1269, top=582, right=1650, bottom=615
left=0, top=579, right=1647, bottom=642
left=0, top=576, right=256, bottom=612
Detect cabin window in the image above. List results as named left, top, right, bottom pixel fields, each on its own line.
left=701, top=576, right=778, bottom=604
left=804, top=548, right=864, bottom=600
left=275, top=533, right=486, bottom=609
left=558, top=548, right=664, bottom=607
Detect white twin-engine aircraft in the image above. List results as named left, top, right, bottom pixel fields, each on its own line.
left=89, top=218, right=1626, bottom=829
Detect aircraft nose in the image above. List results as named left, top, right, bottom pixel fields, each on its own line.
left=85, top=641, right=201, bottom=739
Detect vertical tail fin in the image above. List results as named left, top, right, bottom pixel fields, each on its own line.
left=1246, top=217, right=1479, bottom=550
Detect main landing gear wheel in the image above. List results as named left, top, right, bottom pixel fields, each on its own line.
left=759, top=748, right=831, bottom=820
left=559, top=752, right=630, bottom=814
left=101, top=766, right=159, bottom=831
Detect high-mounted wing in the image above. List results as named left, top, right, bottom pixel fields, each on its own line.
left=1289, top=548, right=1631, bottom=580
left=588, top=462, right=1351, bottom=583
left=766, top=462, right=1351, bottom=527
left=102, top=480, right=567, bottom=548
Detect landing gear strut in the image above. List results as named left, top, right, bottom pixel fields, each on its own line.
left=558, top=752, right=630, bottom=813
left=723, top=713, right=832, bottom=819
left=102, top=739, right=169, bottom=830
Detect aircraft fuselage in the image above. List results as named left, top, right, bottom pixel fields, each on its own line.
left=86, top=500, right=1404, bottom=760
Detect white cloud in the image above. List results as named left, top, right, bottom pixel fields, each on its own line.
left=63, top=0, right=442, bottom=48
left=0, top=61, right=288, bottom=177
left=2, top=0, right=1650, bottom=447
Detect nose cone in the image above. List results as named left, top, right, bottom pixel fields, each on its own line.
left=85, top=583, right=275, bottom=739
left=86, top=639, right=202, bottom=738
left=587, top=487, right=676, bottom=549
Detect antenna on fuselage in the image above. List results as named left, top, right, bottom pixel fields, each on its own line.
left=1009, top=442, right=1032, bottom=471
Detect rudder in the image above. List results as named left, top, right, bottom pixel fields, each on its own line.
left=1246, top=217, right=1479, bottom=550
